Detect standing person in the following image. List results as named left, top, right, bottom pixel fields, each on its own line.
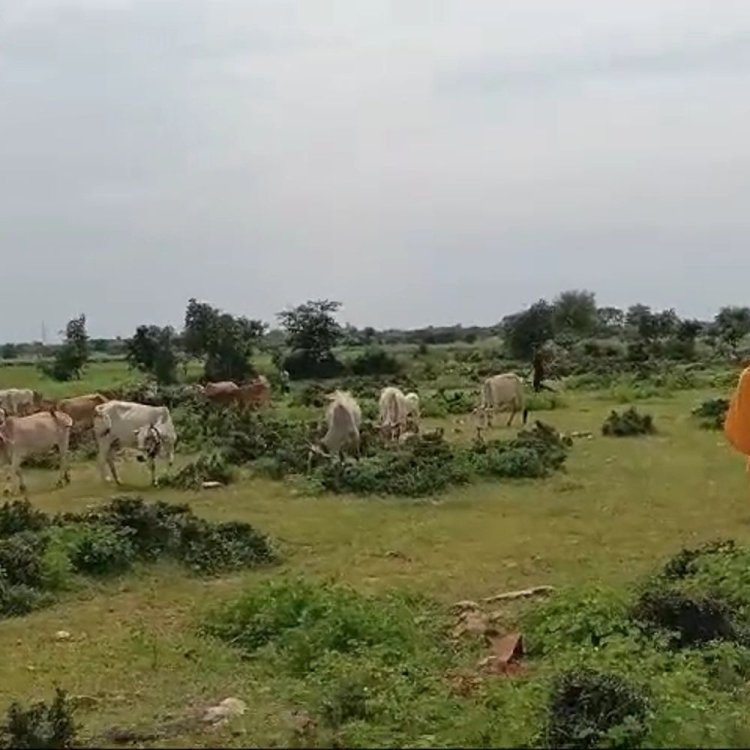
left=532, top=347, right=546, bottom=393
left=724, top=364, right=750, bottom=472
left=279, top=368, right=291, bottom=395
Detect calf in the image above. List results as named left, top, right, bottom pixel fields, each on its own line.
left=93, top=401, right=176, bottom=486
left=237, top=375, right=271, bottom=409
left=0, top=408, right=73, bottom=496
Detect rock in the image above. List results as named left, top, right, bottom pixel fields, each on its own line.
left=201, top=481, right=223, bottom=490
left=452, top=609, right=494, bottom=639
left=450, top=599, right=481, bottom=612
left=202, top=697, right=247, bottom=725
left=54, top=630, right=72, bottom=641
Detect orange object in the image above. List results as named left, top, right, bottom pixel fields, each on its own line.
left=724, top=366, right=750, bottom=457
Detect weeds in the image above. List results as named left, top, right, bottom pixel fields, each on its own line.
left=1, top=688, right=77, bottom=749
left=692, top=398, right=729, bottom=430
left=602, top=407, right=655, bottom=437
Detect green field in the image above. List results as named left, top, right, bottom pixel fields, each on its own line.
left=0, top=358, right=747, bottom=746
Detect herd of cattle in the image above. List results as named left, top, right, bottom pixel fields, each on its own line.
left=0, top=372, right=528, bottom=496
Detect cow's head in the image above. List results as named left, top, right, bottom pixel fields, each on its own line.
left=306, top=441, right=331, bottom=473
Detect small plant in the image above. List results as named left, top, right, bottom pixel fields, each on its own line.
left=0, top=532, right=46, bottom=587
left=160, top=449, right=236, bottom=490
left=692, top=398, right=729, bottom=430
left=602, top=407, right=655, bottom=437
left=545, top=668, right=649, bottom=748
left=1, top=687, right=77, bottom=749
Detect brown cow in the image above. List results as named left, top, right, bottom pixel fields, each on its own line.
left=58, top=393, right=109, bottom=431
left=200, top=381, right=240, bottom=406
left=200, top=377, right=271, bottom=409
left=0, top=408, right=73, bottom=496
left=237, top=376, right=271, bottom=409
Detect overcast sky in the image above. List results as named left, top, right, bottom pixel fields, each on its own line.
left=1, top=0, right=749, bottom=341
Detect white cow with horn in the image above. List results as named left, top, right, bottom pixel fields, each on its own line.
left=307, top=390, right=362, bottom=470
left=93, top=401, right=177, bottom=486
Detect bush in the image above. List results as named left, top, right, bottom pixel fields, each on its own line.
left=202, top=578, right=438, bottom=676
left=283, top=349, right=345, bottom=380
left=422, top=389, right=476, bottom=417
left=0, top=500, right=48, bottom=538
left=0, top=581, right=52, bottom=618
left=176, top=518, right=276, bottom=575
left=349, top=348, right=402, bottom=376
left=602, top=407, right=655, bottom=437
left=160, top=449, right=237, bottom=490
left=631, top=588, right=742, bottom=650
left=692, top=398, right=729, bottom=430
left=53, top=523, right=135, bottom=577
left=0, top=532, right=46, bottom=587
left=1, top=687, right=77, bottom=749
left=545, top=668, right=649, bottom=748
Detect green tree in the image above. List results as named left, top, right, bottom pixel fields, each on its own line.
left=1, top=343, right=19, bottom=360
left=41, top=315, right=89, bottom=381
left=126, top=325, right=180, bottom=384
left=714, top=306, right=750, bottom=354
left=183, top=299, right=265, bottom=382
left=552, top=290, right=597, bottom=336
left=277, top=299, right=344, bottom=379
left=596, top=306, right=625, bottom=334
left=503, top=300, right=555, bottom=360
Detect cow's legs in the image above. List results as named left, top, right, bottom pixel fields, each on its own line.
left=148, top=456, right=157, bottom=487
left=12, top=458, right=27, bottom=498
left=56, top=431, right=71, bottom=487
left=106, top=449, right=121, bottom=485
left=507, top=407, right=516, bottom=427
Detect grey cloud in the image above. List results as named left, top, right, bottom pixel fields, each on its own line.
left=1, top=0, right=749, bottom=341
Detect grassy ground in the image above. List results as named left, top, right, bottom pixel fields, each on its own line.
left=0, top=383, right=746, bottom=745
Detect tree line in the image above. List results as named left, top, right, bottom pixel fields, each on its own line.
left=2, top=291, right=750, bottom=384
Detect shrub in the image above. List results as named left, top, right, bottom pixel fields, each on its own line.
left=692, top=398, right=729, bottom=430
left=661, top=539, right=736, bottom=580
left=0, top=500, right=48, bottom=538
left=1, top=687, right=77, bottom=749
left=176, top=518, right=276, bottom=575
left=202, top=578, right=436, bottom=675
left=631, top=587, right=742, bottom=650
left=55, top=523, right=135, bottom=577
left=0, top=532, right=46, bottom=587
left=315, top=434, right=470, bottom=497
left=160, top=449, right=237, bottom=490
left=349, top=348, right=402, bottom=376
left=0, top=581, right=52, bottom=618
left=283, top=349, right=345, bottom=380
left=545, top=668, right=649, bottom=749
left=602, top=407, right=655, bottom=437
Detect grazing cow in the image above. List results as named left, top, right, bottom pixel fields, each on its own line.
left=0, top=388, right=41, bottom=416
left=237, top=375, right=271, bottom=409
left=57, top=393, right=108, bottom=431
left=308, top=390, right=362, bottom=469
left=475, top=373, right=528, bottom=428
left=378, top=386, right=410, bottom=440
left=200, top=381, right=240, bottom=406
left=93, top=401, right=176, bottom=486
left=0, top=408, right=73, bottom=496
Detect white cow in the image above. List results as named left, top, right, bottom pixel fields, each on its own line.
left=475, top=373, right=528, bottom=429
left=308, top=390, right=362, bottom=469
left=0, top=388, right=40, bottom=416
left=379, top=386, right=406, bottom=440
left=0, top=408, right=73, bottom=496
left=93, top=401, right=177, bottom=486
